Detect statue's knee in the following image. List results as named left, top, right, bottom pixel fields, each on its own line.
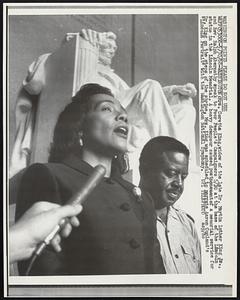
left=142, top=79, right=162, bottom=89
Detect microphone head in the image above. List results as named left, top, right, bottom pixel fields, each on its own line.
left=94, top=164, right=107, bottom=177
left=67, top=164, right=106, bottom=206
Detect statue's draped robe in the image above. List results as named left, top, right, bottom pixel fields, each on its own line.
left=10, top=35, right=197, bottom=186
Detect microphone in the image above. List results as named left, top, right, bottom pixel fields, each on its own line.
left=42, top=164, right=106, bottom=245
left=25, top=165, right=106, bottom=275
left=66, top=164, right=106, bottom=206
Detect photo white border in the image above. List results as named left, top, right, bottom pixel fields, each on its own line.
left=4, top=2, right=237, bottom=297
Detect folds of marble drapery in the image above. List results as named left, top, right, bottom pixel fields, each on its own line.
left=10, top=35, right=197, bottom=184
left=10, top=53, right=51, bottom=178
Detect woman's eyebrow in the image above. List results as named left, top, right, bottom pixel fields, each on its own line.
left=93, top=100, right=114, bottom=109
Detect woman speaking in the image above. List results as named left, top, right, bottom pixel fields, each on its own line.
left=15, top=83, right=165, bottom=275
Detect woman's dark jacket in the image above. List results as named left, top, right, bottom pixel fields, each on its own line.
left=16, top=154, right=165, bottom=275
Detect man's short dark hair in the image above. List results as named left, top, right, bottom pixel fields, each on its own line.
left=139, top=136, right=190, bottom=174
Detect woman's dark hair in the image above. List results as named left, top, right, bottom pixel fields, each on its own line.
left=48, top=83, right=113, bottom=163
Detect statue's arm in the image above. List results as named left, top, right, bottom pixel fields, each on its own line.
left=163, top=83, right=197, bottom=105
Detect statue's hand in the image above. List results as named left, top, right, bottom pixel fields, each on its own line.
left=80, top=29, right=100, bottom=46
left=80, top=29, right=117, bottom=48
left=172, top=83, right=197, bottom=98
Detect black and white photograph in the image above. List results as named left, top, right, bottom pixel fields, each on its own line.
left=3, top=3, right=237, bottom=297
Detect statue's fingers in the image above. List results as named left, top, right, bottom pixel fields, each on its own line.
left=106, top=32, right=117, bottom=40
left=174, top=86, right=191, bottom=96
left=87, top=29, right=95, bottom=44
left=81, top=29, right=89, bottom=41
left=98, top=32, right=103, bottom=44
left=92, top=30, right=98, bottom=45
left=180, top=89, right=191, bottom=96
left=186, top=85, right=197, bottom=97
